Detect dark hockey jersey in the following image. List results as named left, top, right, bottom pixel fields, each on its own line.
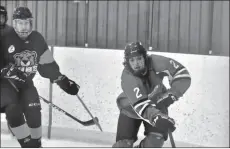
left=1, top=24, right=14, bottom=70
left=0, top=24, right=13, bottom=37
left=1, top=29, right=61, bottom=83
left=120, top=54, right=191, bottom=122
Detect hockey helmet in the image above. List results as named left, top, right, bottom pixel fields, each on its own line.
left=0, top=6, right=8, bottom=28
left=123, top=41, right=148, bottom=76
left=13, top=6, right=33, bottom=20
left=124, top=41, right=147, bottom=59
left=12, top=6, right=33, bottom=39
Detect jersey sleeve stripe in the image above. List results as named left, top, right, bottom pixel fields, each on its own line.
left=171, top=67, right=191, bottom=84
left=173, top=74, right=190, bottom=80
left=171, top=74, right=191, bottom=85
left=130, top=104, right=153, bottom=125
left=133, top=98, right=150, bottom=107
left=133, top=98, right=153, bottom=120
left=174, top=68, right=187, bottom=76
left=133, top=99, right=151, bottom=110
left=138, top=103, right=150, bottom=116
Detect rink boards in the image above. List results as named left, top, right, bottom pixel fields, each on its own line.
left=1, top=47, right=229, bottom=147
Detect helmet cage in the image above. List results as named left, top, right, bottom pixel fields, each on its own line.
left=13, top=18, right=33, bottom=39
left=12, top=7, right=33, bottom=39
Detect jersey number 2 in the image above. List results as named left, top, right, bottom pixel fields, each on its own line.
left=134, top=87, right=142, bottom=98
left=170, top=60, right=179, bottom=69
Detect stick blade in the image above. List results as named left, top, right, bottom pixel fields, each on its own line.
left=82, top=117, right=99, bottom=126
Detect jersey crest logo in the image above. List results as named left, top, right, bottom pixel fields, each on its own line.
left=13, top=50, right=38, bottom=76
left=8, top=45, right=15, bottom=53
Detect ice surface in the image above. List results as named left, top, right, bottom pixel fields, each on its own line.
left=1, top=134, right=110, bottom=148
left=1, top=47, right=229, bottom=147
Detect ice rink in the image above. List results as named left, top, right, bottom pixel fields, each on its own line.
left=1, top=117, right=203, bottom=148
left=1, top=133, right=203, bottom=148
left=0, top=48, right=228, bottom=147
left=1, top=133, right=110, bottom=147
left=1, top=113, right=202, bottom=148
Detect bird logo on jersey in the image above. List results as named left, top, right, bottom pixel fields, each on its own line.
left=13, top=50, right=38, bottom=76
left=8, top=45, right=15, bottom=53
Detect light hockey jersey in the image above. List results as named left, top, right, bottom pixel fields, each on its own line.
left=120, top=54, right=191, bottom=121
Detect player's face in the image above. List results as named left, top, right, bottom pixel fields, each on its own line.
left=128, top=55, right=145, bottom=73
left=13, top=19, right=32, bottom=39
left=0, top=14, right=6, bottom=26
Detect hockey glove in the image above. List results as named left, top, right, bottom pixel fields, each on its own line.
left=155, top=90, right=178, bottom=109
left=54, top=75, right=80, bottom=95
left=1, top=64, right=27, bottom=82
left=148, top=84, right=177, bottom=109
left=148, top=107, right=176, bottom=133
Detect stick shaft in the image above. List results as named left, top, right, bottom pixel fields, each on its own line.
left=169, top=130, right=176, bottom=148
left=76, top=95, right=103, bottom=131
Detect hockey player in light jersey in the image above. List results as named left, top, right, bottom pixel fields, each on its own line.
left=0, top=7, right=80, bottom=147
left=112, top=42, right=191, bottom=147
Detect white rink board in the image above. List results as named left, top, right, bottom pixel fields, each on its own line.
left=3, top=47, right=228, bottom=147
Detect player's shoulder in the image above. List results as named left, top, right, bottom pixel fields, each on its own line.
left=121, top=68, right=136, bottom=82
left=4, top=24, right=14, bottom=32
left=30, top=30, right=45, bottom=39
left=1, top=24, right=14, bottom=37
left=147, top=54, right=172, bottom=72
left=30, top=31, right=47, bottom=44
left=148, top=54, right=170, bottom=63
left=149, top=54, right=171, bottom=65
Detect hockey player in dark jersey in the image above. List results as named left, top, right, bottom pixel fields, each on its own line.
left=0, top=5, right=13, bottom=36
left=1, top=5, right=13, bottom=70
left=0, top=7, right=80, bottom=148
left=0, top=6, right=7, bottom=28
left=112, top=42, right=191, bottom=147
left=1, top=5, right=14, bottom=114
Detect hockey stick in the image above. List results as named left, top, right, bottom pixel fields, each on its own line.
left=168, top=129, right=176, bottom=148
left=39, top=96, right=98, bottom=126
left=7, top=79, right=97, bottom=126
left=76, top=95, right=103, bottom=132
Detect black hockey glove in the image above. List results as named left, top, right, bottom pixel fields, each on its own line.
left=148, top=107, right=176, bottom=133
left=1, top=64, right=27, bottom=82
left=155, top=90, right=178, bottom=109
left=54, top=75, right=80, bottom=95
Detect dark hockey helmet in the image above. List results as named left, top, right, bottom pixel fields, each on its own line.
left=123, top=41, right=147, bottom=64
left=13, top=6, right=33, bottom=20
left=0, top=5, right=8, bottom=28
left=12, top=6, right=33, bottom=39
left=123, top=41, right=148, bottom=76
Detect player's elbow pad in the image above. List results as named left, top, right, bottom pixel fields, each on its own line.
left=170, top=78, right=191, bottom=98
left=37, top=62, right=62, bottom=82
left=169, top=67, right=191, bottom=96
